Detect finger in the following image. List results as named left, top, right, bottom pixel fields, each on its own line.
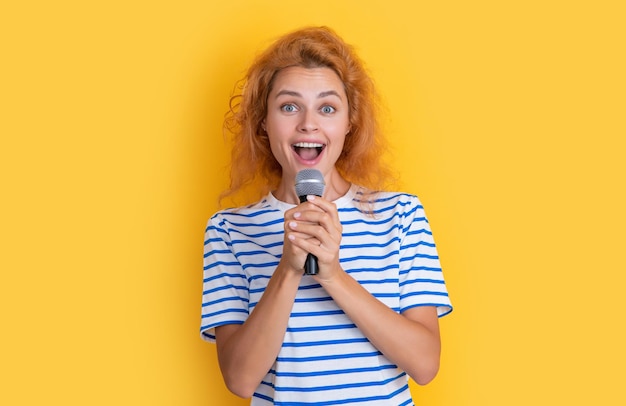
left=305, top=195, right=336, bottom=212
left=293, top=211, right=342, bottom=243
left=291, top=220, right=338, bottom=253
left=286, top=220, right=322, bottom=244
left=287, top=201, right=342, bottom=257
left=305, top=196, right=341, bottom=227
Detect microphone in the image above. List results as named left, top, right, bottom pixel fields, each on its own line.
left=294, top=169, right=325, bottom=275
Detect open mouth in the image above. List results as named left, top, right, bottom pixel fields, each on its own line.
left=292, top=142, right=325, bottom=161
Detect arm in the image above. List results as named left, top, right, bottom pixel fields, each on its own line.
left=215, top=261, right=301, bottom=398
left=316, top=273, right=441, bottom=384
left=287, top=195, right=442, bottom=384
left=215, top=204, right=318, bottom=398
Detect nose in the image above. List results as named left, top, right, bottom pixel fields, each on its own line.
left=297, top=109, right=318, bottom=133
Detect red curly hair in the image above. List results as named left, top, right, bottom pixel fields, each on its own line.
left=222, top=26, right=393, bottom=204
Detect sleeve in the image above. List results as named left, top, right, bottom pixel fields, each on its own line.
left=398, top=195, right=453, bottom=317
left=200, top=213, right=250, bottom=342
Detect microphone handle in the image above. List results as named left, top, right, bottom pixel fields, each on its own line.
left=298, top=194, right=320, bottom=275
left=304, top=253, right=319, bottom=275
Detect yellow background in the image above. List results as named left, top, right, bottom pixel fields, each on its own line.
left=1, top=1, right=624, bottom=405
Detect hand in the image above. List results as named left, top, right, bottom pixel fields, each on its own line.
left=283, top=195, right=343, bottom=278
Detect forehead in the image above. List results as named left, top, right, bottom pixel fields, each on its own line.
left=270, top=66, right=346, bottom=97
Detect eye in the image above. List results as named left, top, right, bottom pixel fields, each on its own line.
left=281, top=103, right=298, bottom=113
left=321, top=105, right=336, bottom=114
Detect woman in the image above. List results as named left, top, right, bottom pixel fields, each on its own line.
left=201, top=26, right=452, bottom=405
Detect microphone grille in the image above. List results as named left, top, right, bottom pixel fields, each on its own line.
left=295, top=169, right=325, bottom=197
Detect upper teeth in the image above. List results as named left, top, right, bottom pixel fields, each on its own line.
left=293, top=142, right=323, bottom=148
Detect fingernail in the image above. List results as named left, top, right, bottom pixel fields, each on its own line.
left=293, top=212, right=301, bottom=218
left=289, top=221, right=297, bottom=228
left=307, top=195, right=316, bottom=201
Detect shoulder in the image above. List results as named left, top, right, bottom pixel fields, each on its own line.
left=209, top=196, right=280, bottom=222
left=352, top=187, right=424, bottom=214
left=205, top=198, right=284, bottom=238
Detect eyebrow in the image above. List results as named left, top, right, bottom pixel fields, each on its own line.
left=274, top=90, right=343, bottom=99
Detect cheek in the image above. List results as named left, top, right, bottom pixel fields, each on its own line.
left=328, top=119, right=350, bottom=141
left=334, top=112, right=350, bottom=132
left=266, top=133, right=291, bottom=164
left=266, top=113, right=294, bottom=135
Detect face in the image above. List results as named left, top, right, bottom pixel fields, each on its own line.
left=264, top=66, right=350, bottom=185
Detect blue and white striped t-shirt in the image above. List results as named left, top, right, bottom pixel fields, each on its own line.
left=201, top=185, right=452, bottom=405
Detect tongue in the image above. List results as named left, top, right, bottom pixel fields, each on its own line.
left=297, top=147, right=319, bottom=161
